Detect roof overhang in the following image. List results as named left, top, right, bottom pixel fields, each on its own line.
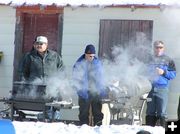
left=0, top=0, right=180, bottom=10
left=0, top=0, right=179, bottom=8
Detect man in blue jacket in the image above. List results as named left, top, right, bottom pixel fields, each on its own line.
left=146, top=40, right=176, bottom=127
left=73, top=44, right=107, bottom=126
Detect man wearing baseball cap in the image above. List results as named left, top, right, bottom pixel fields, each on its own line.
left=20, top=35, right=64, bottom=81
left=18, top=35, right=64, bottom=121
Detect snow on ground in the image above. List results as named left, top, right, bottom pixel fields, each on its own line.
left=13, top=121, right=165, bottom=134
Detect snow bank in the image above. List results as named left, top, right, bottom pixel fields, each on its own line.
left=13, top=121, right=165, bottom=134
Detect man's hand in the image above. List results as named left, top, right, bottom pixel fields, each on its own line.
left=156, top=67, right=164, bottom=75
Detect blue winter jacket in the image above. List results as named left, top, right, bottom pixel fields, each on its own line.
left=149, top=54, right=176, bottom=88
left=72, top=54, right=106, bottom=99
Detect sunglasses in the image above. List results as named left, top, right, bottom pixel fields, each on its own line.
left=85, top=54, right=95, bottom=58
left=35, top=42, right=45, bottom=45
left=155, top=46, right=164, bottom=49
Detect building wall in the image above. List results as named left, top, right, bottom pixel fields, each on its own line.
left=0, top=6, right=16, bottom=108
left=0, top=5, right=179, bottom=122
left=62, top=7, right=180, bottom=120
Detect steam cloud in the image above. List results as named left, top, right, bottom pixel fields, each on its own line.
left=15, top=33, right=154, bottom=105
left=45, top=38, right=152, bottom=104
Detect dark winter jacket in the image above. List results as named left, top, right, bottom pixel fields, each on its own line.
left=20, top=49, right=63, bottom=81
left=148, top=54, right=176, bottom=88
left=72, top=54, right=106, bottom=99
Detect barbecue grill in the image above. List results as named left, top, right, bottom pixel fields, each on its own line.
left=7, top=81, right=53, bottom=121
left=0, top=81, right=78, bottom=122
left=102, top=78, right=151, bottom=125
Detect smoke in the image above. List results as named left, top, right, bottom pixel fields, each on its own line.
left=44, top=41, right=153, bottom=103
left=13, top=71, right=76, bottom=101
left=160, top=7, right=180, bottom=58
left=14, top=33, right=153, bottom=104
left=12, top=80, right=46, bottom=99
left=104, top=47, right=148, bottom=81
left=102, top=40, right=152, bottom=101
left=45, top=70, right=76, bottom=101
left=22, top=42, right=152, bottom=103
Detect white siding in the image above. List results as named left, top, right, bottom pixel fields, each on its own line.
left=0, top=6, right=16, bottom=104
left=0, top=5, right=179, bottom=121
left=62, top=7, right=180, bottom=120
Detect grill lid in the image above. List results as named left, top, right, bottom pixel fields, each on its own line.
left=12, top=81, right=47, bottom=101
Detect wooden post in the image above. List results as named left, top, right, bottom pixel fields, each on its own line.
left=89, top=104, right=94, bottom=126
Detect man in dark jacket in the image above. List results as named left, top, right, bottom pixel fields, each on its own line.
left=146, top=40, right=176, bottom=128
left=19, top=36, right=63, bottom=121
left=21, top=36, right=63, bottom=82
left=72, top=44, right=107, bottom=126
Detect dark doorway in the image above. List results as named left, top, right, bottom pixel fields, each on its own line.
left=23, top=13, right=59, bottom=52
left=14, top=6, right=63, bottom=81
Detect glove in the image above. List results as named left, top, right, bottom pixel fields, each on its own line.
left=100, top=90, right=108, bottom=99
